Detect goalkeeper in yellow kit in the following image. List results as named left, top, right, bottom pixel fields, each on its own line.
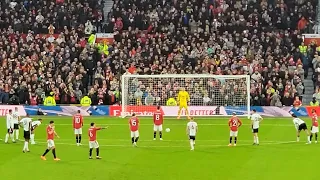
left=177, top=87, right=190, bottom=119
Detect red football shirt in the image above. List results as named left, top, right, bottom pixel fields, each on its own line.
left=293, top=100, right=302, bottom=107
left=228, top=116, right=242, bottom=132
left=47, top=126, right=54, bottom=140
left=312, top=113, right=319, bottom=127
left=88, top=127, right=102, bottom=141
left=129, top=117, right=139, bottom=131
left=153, top=111, right=164, bottom=125
left=73, top=114, right=84, bottom=129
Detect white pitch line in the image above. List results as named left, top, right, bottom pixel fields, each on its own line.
left=33, top=141, right=297, bottom=148
left=52, top=123, right=294, bottom=127
left=29, top=139, right=281, bottom=143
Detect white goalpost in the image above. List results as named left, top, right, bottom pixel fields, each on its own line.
left=121, top=74, right=250, bottom=118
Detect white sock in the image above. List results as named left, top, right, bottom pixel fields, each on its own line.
left=307, top=136, right=310, bottom=142
left=15, top=130, right=19, bottom=139
left=297, top=137, right=300, bottom=142
left=256, top=137, right=259, bottom=144
left=10, top=134, right=14, bottom=142
left=31, top=134, right=35, bottom=143
left=5, top=134, right=9, bottom=142
left=253, top=136, right=256, bottom=143
left=190, top=140, right=194, bottom=149
left=23, top=142, right=27, bottom=150
left=23, top=142, right=29, bottom=151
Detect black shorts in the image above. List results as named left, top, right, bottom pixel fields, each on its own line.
left=24, top=131, right=30, bottom=140
left=252, top=128, right=259, bottom=133
left=189, top=136, right=196, bottom=140
left=13, top=124, right=19, bottom=130
left=298, top=123, right=307, bottom=131
left=7, top=128, right=13, bottom=134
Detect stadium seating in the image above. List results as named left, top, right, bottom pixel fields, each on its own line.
left=108, top=0, right=318, bottom=106
left=0, top=0, right=318, bottom=106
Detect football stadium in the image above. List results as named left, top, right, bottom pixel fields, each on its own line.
left=1, top=0, right=320, bottom=179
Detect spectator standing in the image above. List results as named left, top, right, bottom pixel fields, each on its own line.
left=310, top=97, right=319, bottom=106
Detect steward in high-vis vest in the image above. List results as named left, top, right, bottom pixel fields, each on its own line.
left=44, top=92, right=56, bottom=106
left=299, top=42, right=307, bottom=53
left=310, top=97, right=319, bottom=106
left=80, top=95, right=92, bottom=106
left=88, top=34, right=95, bottom=45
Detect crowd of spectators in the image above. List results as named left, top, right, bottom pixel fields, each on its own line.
left=0, top=0, right=319, bottom=106
left=110, top=0, right=318, bottom=106
left=0, top=0, right=121, bottom=105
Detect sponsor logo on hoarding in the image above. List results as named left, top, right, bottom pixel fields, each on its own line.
left=161, top=106, right=225, bottom=116
left=109, top=106, right=225, bottom=116
left=0, top=105, right=26, bottom=116
left=109, top=106, right=159, bottom=116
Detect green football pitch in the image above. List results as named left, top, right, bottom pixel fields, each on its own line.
left=0, top=116, right=318, bottom=180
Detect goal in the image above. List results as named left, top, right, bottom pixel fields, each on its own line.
left=121, top=74, right=250, bottom=117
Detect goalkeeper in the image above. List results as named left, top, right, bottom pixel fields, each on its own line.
left=177, top=87, right=190, bottom=119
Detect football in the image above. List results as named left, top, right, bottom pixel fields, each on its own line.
left=165, top=128, right=171, bottom=132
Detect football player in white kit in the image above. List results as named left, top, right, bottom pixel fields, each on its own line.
left=250, top=109, right=263, bottom=145
left=12, top=107, right=20, bottom=141
left=19, top=115, right=33, bottom=152
left=292, top=114, right=311, bottom=144
left=186, top=117, right=198, bottom=151
left=5, top=109, right=15, bottom=143
left=30, top=119, right=43, bottom=144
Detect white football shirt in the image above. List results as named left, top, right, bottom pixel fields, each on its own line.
left=293, top=118, right=305, bottom=129
left=20, top=118, right=32, bottom=131
left=251, top=113, right=262, bottom=129
left=31, top=120, right=42, bottom=129
left=6, top=114, right=13, bottom=129
left=12, top=111, right=19, bottom=124
left=187, top=121, right=198, bottom=136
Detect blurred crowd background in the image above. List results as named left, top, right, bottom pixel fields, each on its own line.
left=0, top=0, right=319, bottom=107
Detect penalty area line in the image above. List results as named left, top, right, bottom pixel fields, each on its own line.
left=33, top=141, right=297, bottom=148
left=52, top=123, right=293, bottom=127
left=28, top=139, right=282, bottom=143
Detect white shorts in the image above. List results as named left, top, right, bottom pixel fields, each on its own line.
left=153, top=124, right=163, bottom=131
left=89, top=141, right=99, bottom=149
left=130, top=130, right=139, bottom=138
left=74, top=128, right=82, bottom=135
left=312, top=126, right=319, bottom=133
left=47, top=140, right=55, bottom=149
left=230, top=131, right=238, bottom=137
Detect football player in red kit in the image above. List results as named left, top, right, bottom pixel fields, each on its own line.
left=153, top=106, right=164, bottom=140
left=228, top=112, right=242, bottom=146
left=88, top=122, right=108, bottom=159
left=73, top=110, right=84, bottom=146
left=129, top=113, right=140, bottom=147
left=310, top=109, right=319, bottom=143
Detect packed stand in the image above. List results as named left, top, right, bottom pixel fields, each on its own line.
left=106, top=0, right=318, bottom=106
left=0, top=0, right=121, bottom=105
left=0, top=0, right=318, bottom=107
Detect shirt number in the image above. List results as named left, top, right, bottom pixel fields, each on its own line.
left=75, top=117, right=81, bottom=123
left=89, top=131, right=93, bottom=137
left=232, top=120, right=238, bottom=126
left=131, top=120, right=137, bottom=126
left=155, top=115, right=160, bottom=120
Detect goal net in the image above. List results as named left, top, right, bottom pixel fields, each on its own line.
left=121, top=74, right=250, bottom=117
